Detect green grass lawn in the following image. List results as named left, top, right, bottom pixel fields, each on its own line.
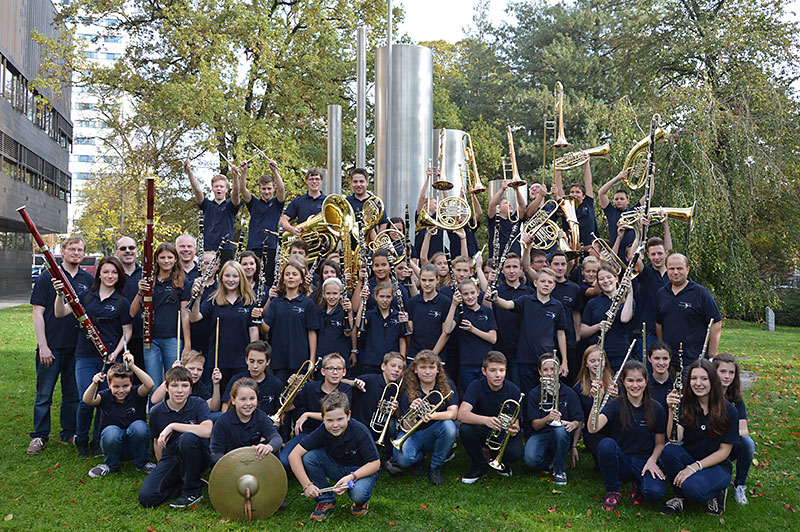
left=0, top=306, right=797, bottom=531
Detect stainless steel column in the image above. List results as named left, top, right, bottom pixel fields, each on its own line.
left=325, top=104, right=342, bottom=196
left=356, top=26, right=367, bottom=169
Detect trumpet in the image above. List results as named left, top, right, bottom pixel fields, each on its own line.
left=392, top=390, right=454, bottom=451
left=539, top=354, right=561, bottom=427
left=486, top=394, right=524, bottom=472
left=371, top=379, right=403, bottom=446
left=269, top=358, right=319, bottom=424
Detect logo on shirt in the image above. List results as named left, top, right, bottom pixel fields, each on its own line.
left=330, top=319, right=342, bottom=327
left=562, top=295, right=574, bottom=304
left=238, top=307, right=248, bottom=314
left=104, top=303, right=116, bottom=313
left=545, top=311, right=557, bottom=320
left=292, top=306, right=305, bottom=314
left=429, top=310, right=442, bottom=318
left=475, top=314, right=488, bottom=322
left=678, top=301, right=693, bottom=310
left=77, top=283, right=89, bottom=294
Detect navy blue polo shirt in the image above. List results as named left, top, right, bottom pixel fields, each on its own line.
left=347, top=194, right=389, bottom=227
left=680, top=402, right=739, bottom=469
left=263, top=293, right=320, bottom=372
left=199, top=297, right=256, bottom=368
left=732, top=399, right=747, bottom=421
left=351, top=373, right=392, bottom=427
left=453, top=304, right=497, bottom=366
left=398, top=379, right=458, bottom=433
left=30, top=266, right=94, bottom=350
left=633, top=264, right=669, bottom=331
left=221, top=371, right=284, bottom=415
left=552, top=280, right=582, bottom=348
left=189, top=282, right=216, bottom=353
left=603, top=204, right=636, bottom=249
left=572, top=381, right=594, bottom=419
left=75, top=289, right=132, bottom=358
left=447, top=219, right=480, bottom=258
left=572, top=196, right=597, bottom=247
left=200, top=197, right=239, bottom=249
left=192, top=380, right=212, bottom=401
left=648, top=375, right=673, bottom=414
left=439, top=283, right=484, bottom=304
left=412, top=210, right=444, bottom=260
left=487, top=215, right=520, bottom=257
left=149, top=396, right=211, bottom=457
left=294, top=381, right=353, bottom=434
left=151, top=275, right=191, bottom=338
left=361, top=308, right=405, bottom=368
left=301, top=418, right=380, bottom=467
left=317, top=305, right=352, bottom=365
left=513, top=295, right=568, bottom=365
left=525, top=384, right=583, bottom=437
left=121, top=264, right=143, bottom=340
left=407, top=292, right=451, bottom=358
left=366, top=277, right=409, bottom=312
left=581, top=294, right=632, bottom=371
left=246, top=196, right=284, bottom=250
left=462, top=377, right=522, bottom=418
left=97, top=384, right=147, bottom=431
left=655, top=280, right=721, bottom=364
left=492, top=281, right=535, bottom=359
left=284, top=192, right=326, bottom=224
left=184, top=264, right=199, bottom=286
left=209, top=409, right=281, bottom=465
left=601, top=398, right=667, bottom=459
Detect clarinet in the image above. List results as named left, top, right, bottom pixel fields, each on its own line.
left=338, top=249, right=353, bottom=335
left=273, top=227, right=284, bottom=287
left=487, top=222, right=520, bottom=300
left=390, top=263, right=412, bottom=336
left=17, top=207, right=111, bottom=361
left=598, top=339, right=637, bottom=411
left=491, top=216, right=501, bottom=262
left=669, top=342, right=684, bottom=444
left=357, top=212, right=371, bottom=335
left=255, top=233, right=269, bottom=304
left=197, top=210, right=205, bottom=257
left=403, top=204, right=412, bottom=262
left=445, top=248, right=463, bottom=320
left=700, top=318, right=714, bottom=359
left=142, top=176, right=155, bottom=350
left=235, top=217, right=246, bottom=263
left=185, top=236, right=230, bottom=310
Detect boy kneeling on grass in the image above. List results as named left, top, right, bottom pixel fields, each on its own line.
left=82, top=351, right=155, bottom=478
left=289, top=391, right=380, bottom=521
left=139, top=366, right=213, bottom=509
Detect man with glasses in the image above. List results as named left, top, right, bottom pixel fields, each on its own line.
left=27, top=236, right=93, bottom=455
left=280, top=168, right=326, bottom=236
left=115, top=237, right=145, bottom=373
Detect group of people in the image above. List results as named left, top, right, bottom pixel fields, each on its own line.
left=26, top=157, right=753, bottom=521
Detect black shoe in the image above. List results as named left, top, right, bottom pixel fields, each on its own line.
left=444, top=448, right=456, bottom=462
left=428, top=466, right=443, bottom=486
left=169, top=493, right=203, bottom=509
left=660, top=496, right=685, bottom=515
left=461, top=466, right=487, bottom=484
left=278, top=500, right=288, bottom=511
left=89, top=439, right=102, bottom=456
left=75, top=439, right=90, bottom=457
left=706, top=488, right=728, bottom=515
left=409, top=460, right=425, bottom=476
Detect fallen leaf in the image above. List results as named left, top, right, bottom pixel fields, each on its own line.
left=679, top=529, right=691, bottom=532
left=785, top=503, right=796, bottom=512
left=97, top=516, right=110, bottom=521
left=502, top=513, right=508, bottom=520
left=297, top=522, right=304, bottom=526
left=548, top=507, right=560, bottom=513
left=452, top=506, right=461, bottom=511
left=4, top=515, right=12, bottom=522
left=388, top=522, right=399, bottom=526
left=419, top=503, right=428, bottom=511
left=69, top=499, right=77, bottom=503
left=719, top=518, right=725, bottom=524
left=14, top=495, right=23, bottom=501
left=538, top=516, right=546, bottom=523
left=189, top=504, right=198, bottom=510
left=54, top=462, right=60, bottom=469
left=566, top=523, right=572, bottom=528
left=552, top=489, right=562, bottom=494
left=586, top=508, right=592, bottom=517
left=146, top=527, right=157, bottom=532
left=614, top=509, right=620, bottom=517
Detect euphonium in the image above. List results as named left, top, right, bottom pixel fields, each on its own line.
left=554, top=144, right=610, bottom=171
left=281, top=194, right=353, bottom=267
left=462, top=133, right=486, bottom=194
left=621, top=127, right=666, bottom=190
left=270, top=359, right=319, bottom=424
left=371, top=379, right=403, bottom=446
left=486, top=394, right=524, bottom=472
left=539, top=355, right=561, bottom=427
left=392, top=390, right=454, bottom=451
left=618, top=202, right=696, bottom=233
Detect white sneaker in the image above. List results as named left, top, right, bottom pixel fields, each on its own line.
left=88, top=464, right=111, bottom=478
left=734, top=485, right=749, bottom=505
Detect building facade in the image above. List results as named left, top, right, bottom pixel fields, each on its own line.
left=0, top=0, right=72, bottom=295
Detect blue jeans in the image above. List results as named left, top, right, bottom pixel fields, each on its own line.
left=459, top=364, right=483, bottom=394
left=732, top=435, right=755, bottom=486
left=75, top=357, right=105, bottom=442
left=523, top=426, right=571, bottom=474
left=31, top=347, right=78, bottom=441
left=100, top=420, right=150, bottom=470
left=138, top=433, right=210, bottom=507
left=661, top=444, right=732, bottom=502
left=301, top=448, right=379, bottom=505
left=393, top=420, right=457, bottom=469
left=597, top=438, right=665, bottom=500
left=144, top=337, right=178, bottom=392
left=279, top=433, right=308, bottom=470
left=459, top=423, right=523, bottom=469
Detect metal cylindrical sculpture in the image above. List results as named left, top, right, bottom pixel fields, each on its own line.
left=325, top=104, right=342, bottom=196
left=356, top=26, right=367, bottom=169
left=375, top=44, right=433, bottom=223
left=488, top=179, right=528, bottom=216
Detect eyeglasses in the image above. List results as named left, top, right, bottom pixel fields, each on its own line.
left=117, top=246, right=136, bottom=251
left=324, top=367, right=345, bottom=373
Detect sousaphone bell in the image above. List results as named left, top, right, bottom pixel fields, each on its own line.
left=209, top=447, right=287, bottom=522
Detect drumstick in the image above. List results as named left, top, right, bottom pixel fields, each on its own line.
left=214, top=317, right=220, bottom=369
left=176, top=310, right=182, bottom=364
left=301, top=481, right=355, bottom=495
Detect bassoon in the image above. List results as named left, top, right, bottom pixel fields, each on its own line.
left=142, top=175, right=155, bottom=350
left=17, top=206, right=110, bottom=361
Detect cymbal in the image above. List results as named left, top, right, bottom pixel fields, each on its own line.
left=209, top=447, right=287, bottom=521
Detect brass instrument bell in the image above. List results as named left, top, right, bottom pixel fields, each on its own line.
left=621, top=127, right=666, bottom=190
left=553, top=82, right=570, bottom=148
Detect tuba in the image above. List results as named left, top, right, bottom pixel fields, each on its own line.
left=486, top=394, right=524, bottom=473
left=622, top=127, right=666, bottom=190
left=281, top=194, right=354, bottom=267
left=392, top=390, right=454, bottom=451
left=554, top=144, right=610, bottom=171
left=560, top=196, right=581, bottom=251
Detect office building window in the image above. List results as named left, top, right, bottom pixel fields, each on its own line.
left=104, top=36, right=122, bottom=43
left=77, top=155, right=95, bottom=163
left=75, top=137, right=95, bottom=145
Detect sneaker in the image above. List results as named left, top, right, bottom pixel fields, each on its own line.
left=733, top=485, right=748, bottom=505
left=26, top=437, right=46, bottom=455
left=660, top=496, right=685, bottom=515
left=495, top=466, right=513, bottom=478
left=461, top=466, right=487, bottom=484
left=444, top=448, right=456, bottom=462
left=409, top=460, right=425, bottom=476
left=59, top=435, right=76, bottom=444
left=553, top=472, right=568, bottom=486
left=89, top=439, right=102, bottom=456
left=137, top=462, right=157, bottom=474
left=169, top=493, right=203, bottom=509
left=310, top=502, right=335, bottom=521
left=384, top=459, right=403, bottom=476
left=88, top=464, right=111, bottom=478
left=75, top=439, right=90, bottom=457
left=428, top=466, right=443, bottom=486
left=629, top=480, right=643, bottom=505
left=603, top=491, right=621, bottom=511
left=706, top=487, right=727, bottom=515
left=351, top=502, right=369, bottom=517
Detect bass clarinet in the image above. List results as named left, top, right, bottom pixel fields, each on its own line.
left=17, top=207, right=110, bottom=361
left=142, top=175, right=155, bottom=350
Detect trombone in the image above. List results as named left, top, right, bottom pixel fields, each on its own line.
left=542, top=81, right=570, bottom=186
left=371, top=379, right=403, bottom=446
left=503, top=126, right=526, bottom=222
left=486, top=393, right=525, bottom=472
left=391, top=389, right=454, bottom=451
